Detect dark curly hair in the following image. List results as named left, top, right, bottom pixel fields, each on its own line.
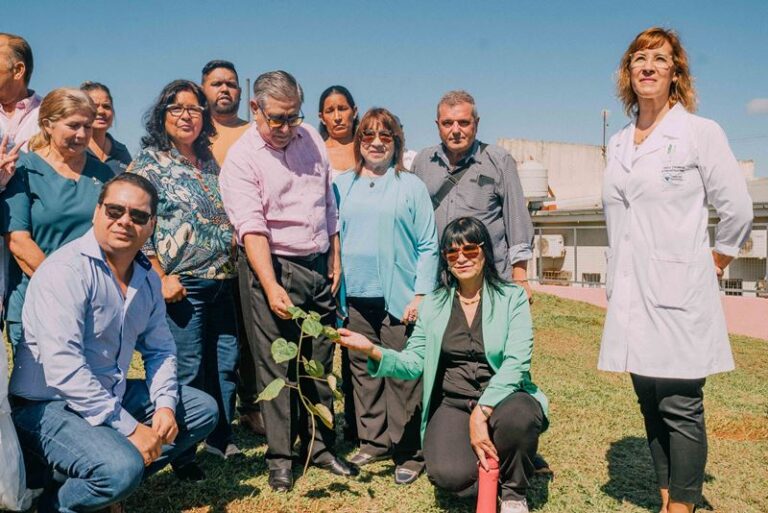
left=140, top=79, right=215, bottom=159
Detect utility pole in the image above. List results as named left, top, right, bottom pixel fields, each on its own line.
left=246, top=78, right=252, bottom=122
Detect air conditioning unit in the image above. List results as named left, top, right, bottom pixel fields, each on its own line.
left=538, top=235, right=566, bottom=258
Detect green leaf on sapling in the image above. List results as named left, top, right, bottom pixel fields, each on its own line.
left=301, top=317, right=323, bottom=338
left=271, top=338, right=298, bottom=363
left=256, top=378, right=285, bottom=402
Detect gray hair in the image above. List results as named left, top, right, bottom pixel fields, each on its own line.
left=252, top=70, right=303, bottom=107
left=437, top=89, right=478, bottom=119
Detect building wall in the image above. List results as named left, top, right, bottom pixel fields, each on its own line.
left=496, top=138, right=760, bottom=207
left=496, top=138, right=605, bottom=204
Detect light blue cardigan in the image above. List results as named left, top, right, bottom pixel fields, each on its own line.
left=333, top=169, right=439, bottom=319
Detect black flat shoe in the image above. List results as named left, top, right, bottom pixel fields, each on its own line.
left=315, top=457, right=359, bottom=477
left=268, top=468, right=293, bottom=492
left=173, top=462, right=206, bottom=482
left=394, top=465, right=422, bottom=485
left=348, top=451, right=390, bottom=467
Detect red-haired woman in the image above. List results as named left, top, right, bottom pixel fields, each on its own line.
left=599, top=27, right=753, bottom=513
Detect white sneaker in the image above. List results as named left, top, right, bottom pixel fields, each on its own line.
left=204, top=442, right=243, bottom=459
left=500, top=498, right=529, bottom=513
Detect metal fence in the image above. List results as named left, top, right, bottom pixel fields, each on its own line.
left=530, top=223, right=768, bottom=298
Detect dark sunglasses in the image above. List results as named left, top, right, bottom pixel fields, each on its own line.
left=102, top=203, right=153, bottom=225
left=443, top=242, right=484, bottom=263
left=258, top=104, right=304, bottom=128
left=360, top=129, right=394, bottom=145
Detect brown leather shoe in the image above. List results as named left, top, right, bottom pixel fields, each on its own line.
left=239, top=411, right=266, bottom=436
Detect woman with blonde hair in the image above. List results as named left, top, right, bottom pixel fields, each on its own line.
left=1, top=88, right=114, bottom=349
left=599, top=27, right=752, bottom=513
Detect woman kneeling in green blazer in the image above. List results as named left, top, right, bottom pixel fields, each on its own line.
left=338, top=217, right=549, bottom=513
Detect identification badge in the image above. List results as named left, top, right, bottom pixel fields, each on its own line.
left=661, top=144, right=695, bottom=186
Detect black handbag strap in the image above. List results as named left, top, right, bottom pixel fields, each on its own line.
left=431, top=143, right=488, bottom=210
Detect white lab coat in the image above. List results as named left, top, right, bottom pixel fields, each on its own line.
left=598, top=103, right=753, bottom=379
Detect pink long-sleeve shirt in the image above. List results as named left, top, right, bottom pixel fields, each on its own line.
left=219, top=123, right=339, bottom=257
left=0, top=91, right=41, bottom=149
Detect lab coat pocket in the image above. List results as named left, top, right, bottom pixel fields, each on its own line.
left=647, top=251, right=693, bottom=309
left=604, top=249, right=615, bottom=300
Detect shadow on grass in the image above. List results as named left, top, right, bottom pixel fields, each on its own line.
left=304, top=481, right=360, bottom=499
left=127, top=454, right=264, bottom=513
left=126, top=425, right=268, bottom=513
left=433, top=487, right=475, bottom=513
left=529, top=473, right=551, bottom=511
left=602, top=436, right=660, bottom=512
left=602, top=436, right=715, bottom=512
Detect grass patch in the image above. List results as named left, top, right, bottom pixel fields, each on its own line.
left=5, top=292, right=767, bottom=512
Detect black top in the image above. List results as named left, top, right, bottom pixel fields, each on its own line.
left=87, top=133, right=132, bottom=176
left=437, top=293, right=493, bottom=399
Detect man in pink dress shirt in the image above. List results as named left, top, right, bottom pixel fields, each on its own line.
left=0, top=33, right=40, bottom=327
left=219, top=70, right=355, bottom=492
left=0, top=33, right=40, bottom=150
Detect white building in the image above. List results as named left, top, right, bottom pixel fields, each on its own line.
left=497, top=138, right=768, bottom=296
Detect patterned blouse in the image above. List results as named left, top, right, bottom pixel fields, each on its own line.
left=129, top=147, right=236, bottom=279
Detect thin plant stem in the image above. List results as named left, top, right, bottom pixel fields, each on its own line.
left=298, top=375, right=328, bottom=383
left=294, top=327, right=318, bottom=476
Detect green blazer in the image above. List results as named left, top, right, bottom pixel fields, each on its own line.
left=369, top=281, right=549, bottom=443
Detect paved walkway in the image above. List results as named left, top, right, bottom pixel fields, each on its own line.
left=533, top=283, right=768, bottom=341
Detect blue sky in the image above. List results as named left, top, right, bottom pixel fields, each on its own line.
left=9, top=0, right=768, bottom=176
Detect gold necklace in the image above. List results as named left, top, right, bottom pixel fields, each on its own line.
left=458, top=290, right=481, bottom=305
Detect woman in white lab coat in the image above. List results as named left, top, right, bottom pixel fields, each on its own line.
left=599, top=27, right=753, bottom=513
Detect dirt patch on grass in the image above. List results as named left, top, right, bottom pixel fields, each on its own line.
left=710, top=414, right=768, bottom=441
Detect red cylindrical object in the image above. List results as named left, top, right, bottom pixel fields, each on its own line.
left=476, top=457, right=499, bottom=513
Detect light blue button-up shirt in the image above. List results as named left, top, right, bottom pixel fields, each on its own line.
left=10, top=228, right=178, bottom=436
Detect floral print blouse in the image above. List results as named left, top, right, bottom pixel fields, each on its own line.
left=129, top=147, right=236, bottom=279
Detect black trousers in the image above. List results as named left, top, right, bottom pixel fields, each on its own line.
left=631, top=374, right=707, bottom=505
left=235, top=254, right=259, bottom=414
left=340, top=346, right=358, bottom=440
left=423, top=392, right=544, bottom=501
left=245, top=252, right=337, bottom=470
left=346, top=297, right=423, bottom=468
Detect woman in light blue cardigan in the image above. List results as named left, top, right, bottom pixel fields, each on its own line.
left=333, top=107, right=439, bottom=485
left=338, top=217, right=548, bottom=513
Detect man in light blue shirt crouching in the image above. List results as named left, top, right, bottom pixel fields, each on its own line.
left=9, top=173, right=218, bottom=512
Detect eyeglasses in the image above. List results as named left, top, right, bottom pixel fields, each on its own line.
left=166, top=104, right=205, bottom=118
left=258, top=104, right=304, bottom=129
left=443, top=242, right=484, bottom=263
left=360, top=130, right=394, bottom=145
left=102, top=203, right=153, bottom=225
left=628, top=52, right=674, bottom=71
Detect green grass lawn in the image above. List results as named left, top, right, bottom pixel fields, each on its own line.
left=7, top=293, right=768, bottom=512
